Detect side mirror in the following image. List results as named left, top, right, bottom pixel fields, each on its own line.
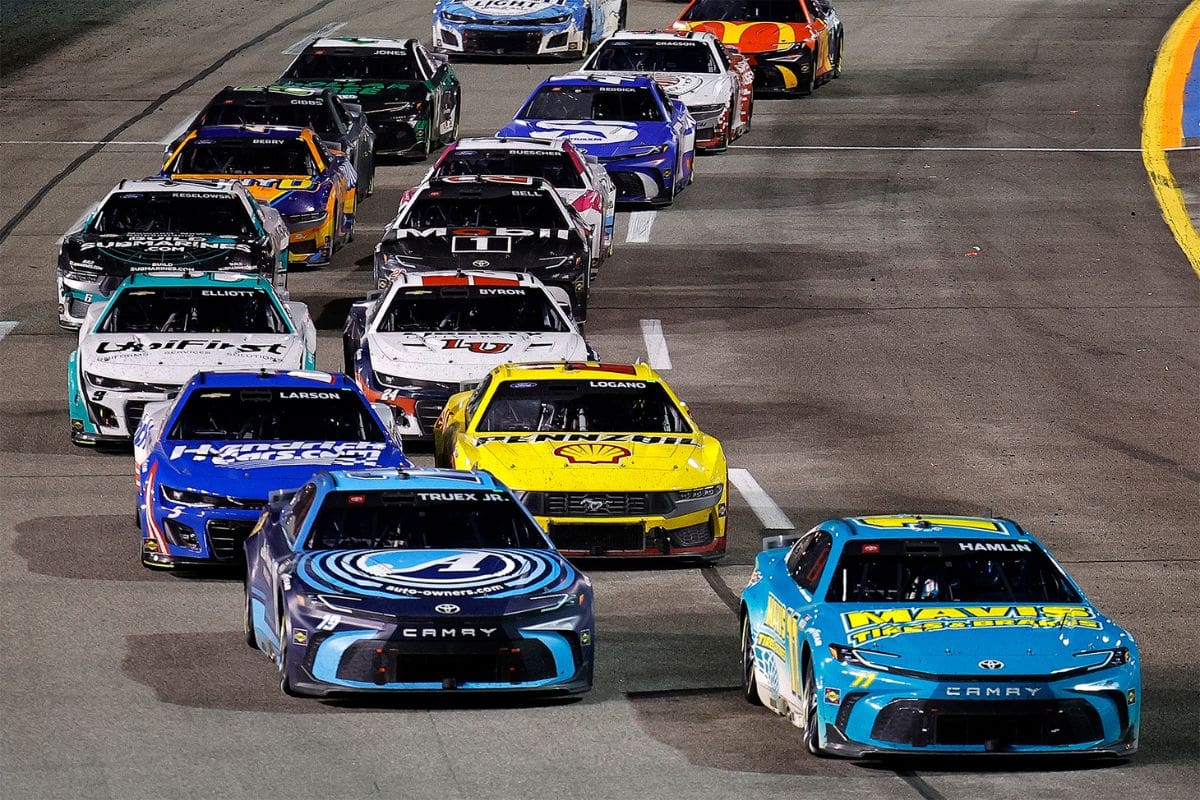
left=371, top=402, right=405, bottom=444
left=545, top=285, right=574, bottom=319
left=341, top=101, right=363, bottom=119
left=79, top=302, right=106, bottom=340
left=762, top=531, right=803, bottom=551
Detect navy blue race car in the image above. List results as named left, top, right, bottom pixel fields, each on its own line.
left=133, top=370, right=409, bottom=569
left=243, top=468, right=594, bottom=697
left=740, top=515, right=1140, bottom=758
left=497, top=74, right=696, bottom=206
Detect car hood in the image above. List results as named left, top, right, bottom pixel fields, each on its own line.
left=367, top=331, right=588, bottom=381
left=156, top=440, right=406, bottom=493
left=828, top=602, right=1135, bottom=676
left=676, top=21, right=816, bottom=55
left=444, top=0, right=576, bottom=22
left=465, top=435, right=719, bottom=491
left=379, top=226, right=581, bottom=268
left=278, top=79, right=430, bottom=112
left=70, top=232, right=257, bottom=273
left=497, top=119, right=672, bottom=158
left=83, top=333, right=302, bottom=378
left=241, top=178, right=332, bottom=214
left=581, top=70, right=727, bottom=105
left=290, top=547, right=580, bottom=616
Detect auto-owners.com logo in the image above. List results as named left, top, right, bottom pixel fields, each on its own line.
left=978, top=659, right=1005, bottom=670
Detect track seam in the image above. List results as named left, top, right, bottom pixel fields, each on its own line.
left=0, top=0, right=338, bottom=245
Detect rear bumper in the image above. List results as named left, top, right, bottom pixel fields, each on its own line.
left=433, top=21, right=584, bottom=58
left=534, top=507, right=727, bottom=559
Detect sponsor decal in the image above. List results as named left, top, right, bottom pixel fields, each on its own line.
left=391, top=226, right=569, bottom=240
left=481, top=433, right=694, bottom=445
left=462, top=0, right=560, bottom=16
left=88, top=235, right=251, bottom=253
left=526, top=121, right=641, bottom=145
left=840, top=606, right=1102, bottom=645
left=442, top=339, right=513, bottom=355
left=858, top=516, right=1002, bottom=532
left=754, top=632, right=786, bottom=660
left=239, top=178, right=318, bottom=190
left=553, top=442, right=632, bottom=464
left=824, top=687, right=841, bottom=705
left=168, top=441, right=389, bottom=468
left=580, top=629, right=591, bottom=646
left=95, top=339, right=288, bottom=355
left=286, top=80, right=417, bottom=96
left=302, top=549, right=565, bottom=598
left=292, top=629, right=309, bottom=645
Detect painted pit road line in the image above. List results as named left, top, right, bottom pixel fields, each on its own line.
left=727, top=468, right=794, bottom=532
left=625, top=210, right=657, bottom=243
left=639, top=319, right=671, bottom=371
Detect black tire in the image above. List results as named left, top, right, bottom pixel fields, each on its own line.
left=744, top=94, right=754, bottom=132
left=276, top=601, right=301, bottom=696
left=831, top=33, right=844, bottom=79
left=802, top=658, right=826, bottom=756
left=740, top=615, right=763, bottom=706
left=342, top=337, right=356, bottom=375
left=446, top=98, right=461, bottom=145
left=618, top=1, right=627, bottom=29
left=243, top=584, right=257, bottom=649
left=577, top=13, right=593, bottom=61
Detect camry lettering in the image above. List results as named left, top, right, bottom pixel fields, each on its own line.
left=943, top=687, right=1043, bottom=698
left=399, top=628, right=498, bottom=639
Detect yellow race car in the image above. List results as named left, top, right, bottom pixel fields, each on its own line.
left=434, top=362, right=728, bottom=560
left=162, top=124, right=356, bottom=266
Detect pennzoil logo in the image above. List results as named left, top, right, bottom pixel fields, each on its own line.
left=553, top=442, right=632, bottom=464
left=840, top=605, right=1102, bottom=645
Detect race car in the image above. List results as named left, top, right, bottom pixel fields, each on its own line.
left=432, top=0, right=626, bottom=59
left=279, top=36, right=461, bottom=160
left=244, top=468, right=594, bottom=696
left=673, top=0, right=844, bottom=95
left=135, top=371, right=409, bottom=570
left=740, top=515, right=1141, bottom=758
left=425, top=137, right=616, bottom=269
left=496, top=74, right=696, bottom=206
left=177, top=85, right=377, bottom=197
left=579, top=30, right=754, bottom=152
left=56, top=178, right=290, bottom=329
left=344, top=270, right=594, bottom=440
left=434, top=362, right=728, bottom=560
left=68, top=271, right=316, bottom=447
left=373, top=175, right=592, bottom=317
left=162, top=125, right=357, bottom=267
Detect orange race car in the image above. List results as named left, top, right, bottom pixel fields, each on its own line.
left=673, top=0, right=844, bottom=95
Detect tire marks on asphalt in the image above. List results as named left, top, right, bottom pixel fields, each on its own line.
left=0, top=0, right=339, bottom=246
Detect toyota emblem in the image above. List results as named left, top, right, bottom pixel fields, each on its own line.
left=978, top=659, right=1005, bottom=670
left=435, top=603, right=461, bottom=615
left=472, top=259, right=490, bottom=267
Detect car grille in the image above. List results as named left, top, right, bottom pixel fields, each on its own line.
left=538, top=492, right=671, bottom=517
left=125, top=401, right=149, bottom=434
left=669, top=520, right=713, bottom=548
left=206, top=519, right=258, bottom=561
left=335, top=632, right=557, bottom=685
left=68, top=296, right=91, bottom=318
left=290, top=238, right=318, bottom=255
left=373, top=121, right=418, bottom=154
left=548, top=522, right=645, bottom=554
left=415, top=398, right=446, bottom=433
left=870, top=699, right=1105, bottom=748
left=607, top=170, right=660, bottom=200
left=463, top=30, right=542, bottom=55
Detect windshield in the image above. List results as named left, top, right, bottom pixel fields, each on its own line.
left=681, top=0, right=807, bottom=22
left=100, top=286, right=289, bottom=334
left=825, top=540, right=1083, bottom=603
left=93, top=193, right=253, bottom=236
left=168, top=387, right=385, bottom=441
left=478, top=379, right=692, bottom=433
left=405, top=190, right=565, bottom=228
left=306, top=490, right=547, bottom=550
left=198, top=100, right=338, bottom=141
left=170, top=138, right=317, bottom=176
left=433, top=150, right=585, bottom=189
left=285, top=50, right=421, bottom=81
left=590, top=41, right=718, bottom=73
left=522, top=85, right=664, bottom=122
left=378, top=286, right=567, bottom=333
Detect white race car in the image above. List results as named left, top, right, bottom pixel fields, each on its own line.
left=578, top=29, right=754, bottom=152
left=422, top=136, right=616, bottom=270
left=343, top=270, right=594, bottom=439
left=67, top=271, right=317, bottom=447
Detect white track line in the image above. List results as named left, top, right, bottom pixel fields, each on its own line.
left=639, top=319, right=672, bottom=370
left=353, top=223, right=390, bottom=233
left=0, top=322, right=17, bottom=342
left=729, top=468, right=794, bottom=531
left=626, top=210, right=656, bottom=242
left=731, top=144, right=1144, bottom=153
left=283, top=21, right=346, bottom=55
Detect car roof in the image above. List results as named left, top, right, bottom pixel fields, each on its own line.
left=602, top=29, right=720, bottom=44
left=317, top=467, right=507, bottom=493
left=193, top=124, right=307, bottom=140
left=214, top=84, right=328, bottom=99
left=492, top=361, right=661, bottom=382
left=183, top=370, right=355, bottom=391
left=451, top=136, right=569, bottom=152
left=109, top=177, right=243, bottom=195
left=388, top=270, right=541, bottom=288
left=540, top=73, right=659, bottom=89
left=828, top=515, right=1032, bottom=542
left=116, top=271, right=274, bottom=290
left=308, top=36, right=414, bottom=50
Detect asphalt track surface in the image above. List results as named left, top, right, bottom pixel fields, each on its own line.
left=1, top=1, right=1198, bottom=798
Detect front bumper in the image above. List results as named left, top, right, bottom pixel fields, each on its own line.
left=745, top=56, right=814, bottom=93
left=689, top=106, right=730, bottom=151
left=593, top=150, right=677, bottom=204
left=274, top=611, right=593, bottom=695
left=57, top=272, right=122, bottom=330
left=357, top=377, right=455, bottom=441
left=815, top=661, right=1141, bottom=757
left=70, top=381, right=175, bottom=444
left=525, top=503, right=727, bottom=559
left=141, top=503, right=262, bottom=569
left=433, top=20, right=584, bottom=58
left=285, top=217, right=336, bottom=266
left=365, top=112, right=432, bottom=157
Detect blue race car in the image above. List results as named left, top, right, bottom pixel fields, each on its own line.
left=496, top=74, right=696, bottom=206
left=133, top=370, right=409, bottom=569
left=740, top=515, right=1140, bottom=758
left=432, top=0, right=626, bottom=60
left=243, top=468, right=594, bottom=697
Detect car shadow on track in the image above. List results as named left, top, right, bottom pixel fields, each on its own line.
left=14, top=514, right=176, bottom=583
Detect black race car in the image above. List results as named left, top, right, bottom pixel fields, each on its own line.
left=279, top=36, right=461, bottom=160
left=374, top=175, right=592, bottom=318
left=175, top=85, right=377, bottom=197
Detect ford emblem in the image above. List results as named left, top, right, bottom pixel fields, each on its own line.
left=978, top=659, right=1005, bottom=670
left=435, top=603, right=461, bottom=615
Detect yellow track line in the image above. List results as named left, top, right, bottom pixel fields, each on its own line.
left=1143, top=0, right=1200, bottom=279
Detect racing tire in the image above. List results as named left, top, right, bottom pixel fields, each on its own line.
left=447, top=99, right=461, bottom=145
left=740, top=615, right=763, bottom=706
left=802, top=659, right=827, bottom=757
left=276, top=601, right=302, bottom=697
left=831, top=33, right=844, bottom=79
left=744, top=95, right=754, bottom=133
left=618, top=2, right=627, bottom=30
left=332, top=202, right=345, bottom=252
left=243, top=583, right=258, bottom=649
left=342, top=337, right=356, bottom=375
left=576, top=13, right=593, bottom=61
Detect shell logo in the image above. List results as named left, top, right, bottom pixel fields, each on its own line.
left=553, top=442, right=632, bottom=464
